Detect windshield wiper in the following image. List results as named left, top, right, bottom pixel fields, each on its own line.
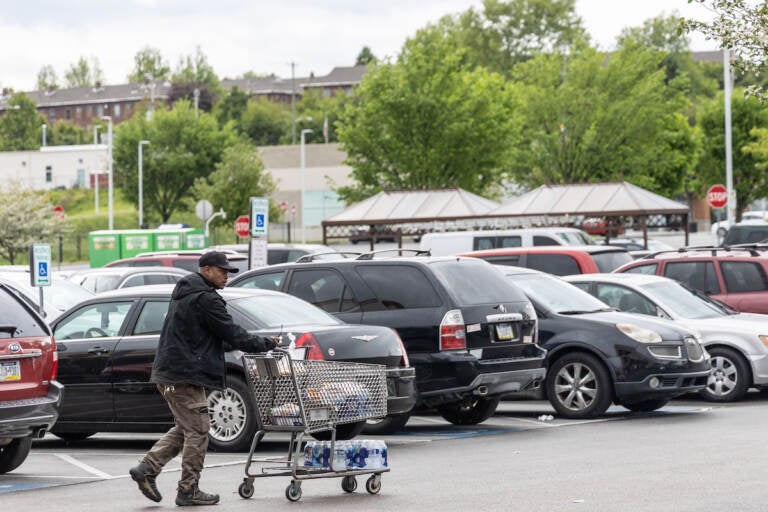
left=557, top=310, right=590, bottom=315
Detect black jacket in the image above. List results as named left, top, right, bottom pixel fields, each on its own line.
left=151, top=272, right=270, bottom=390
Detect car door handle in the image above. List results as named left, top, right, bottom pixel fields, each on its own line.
left=87, top=347, right=111, bottom=355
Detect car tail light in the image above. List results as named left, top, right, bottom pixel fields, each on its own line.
left=394, top=331, right=410, bottom=367
left=294, top=332, right=325, bottom=360
left=439, top=309, right=466, bottom=351
left=50, top=337, right=58, bottom=381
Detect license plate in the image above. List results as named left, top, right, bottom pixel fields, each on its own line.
left=0, top=361, right=21, bottom=382
left=494, top=323, right=515, bottom=341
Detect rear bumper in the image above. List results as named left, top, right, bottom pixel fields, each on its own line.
left=613, top=370, right=709, bottom=399
left=0, top=380, right=63, bottom=439
left=385, top=367, right=417, bottom=415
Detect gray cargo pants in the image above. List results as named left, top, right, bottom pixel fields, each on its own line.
left=143, top=384, right=210, bottom=493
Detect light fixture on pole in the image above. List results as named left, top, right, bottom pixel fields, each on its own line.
left=138, top=140, right=150, bottom=228
left=93, top=125, right=103, bottom=214
left=42, top=124, right=46, bottom=147
left=300, top=128, right=313, bottom=244
left=101, top=116, right=113, bottom=230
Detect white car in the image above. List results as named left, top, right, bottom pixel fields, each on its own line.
left=711, top=210, right=768, bottom=238
left=565, top=272, right=768, bottom=403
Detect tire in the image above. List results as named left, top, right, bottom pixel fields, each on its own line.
left=285, top=482, right=302, bottom=502
left=622, top=399, right=669, bottom=412
left=310, top=421, right=366, bottom=441
left=362, top=413, right=411, bottom=435
left=0, top=437, right=33, bottom=474
left=341, top=475, right=357, bottom=493
left=365, top=474, right=382, bottom=494
left=238, top=481, right=254, bottom=499
left=546, top=352, right=613, bottom=419
left=436, top=396, right=500, bottom=425
left=701, top=347, right=750, bottom=402
left=207, top=374, right=257, bottom=452
left=52, top=432, right=96, bottom=442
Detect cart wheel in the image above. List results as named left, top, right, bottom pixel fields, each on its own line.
left=365, top=474, right=382, bottom=495
left=285, top=482, right=302, bottom=502
left=238, top=480, right=254, bottom=499
left=341, top=475, right=357, bottom=493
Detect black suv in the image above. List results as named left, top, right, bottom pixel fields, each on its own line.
left=228, top=254, right=546, bottom=431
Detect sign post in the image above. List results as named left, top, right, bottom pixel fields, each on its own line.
left=249, top=197, right=269, bottom=269
left=29, top=244, right=52, bottom=316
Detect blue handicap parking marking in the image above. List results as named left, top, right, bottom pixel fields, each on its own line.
left=38, top=261, right=48, bottom=277
left=255, top=214, right=265, bottom=227
left=0, top=481, right=59, bottom=494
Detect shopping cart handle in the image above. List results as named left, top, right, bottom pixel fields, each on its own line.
left=271, top=346, right=290, bottom=354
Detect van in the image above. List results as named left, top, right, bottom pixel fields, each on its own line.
left=419, top=227, right=594, bottom=256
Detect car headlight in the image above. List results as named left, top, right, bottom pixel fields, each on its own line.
left=616, top=323, right=662, bottom=344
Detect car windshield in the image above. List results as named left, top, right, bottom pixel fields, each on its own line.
left=557, top=231, right=594, bottom=245
left=430, top=260, right=529, bottom=305
left=640, top=281, right=730, bottom=319
left=509, top=273, right=610, bottom=314
left=229, top=293, right=342, bottom=329
left=591, top=251, right=634, bottom=272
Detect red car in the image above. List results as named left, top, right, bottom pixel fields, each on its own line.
left=458, top=246, right=633, bottom=275
left=582, top=217, right=625, bottom=237
left=0, top=282, right=63, bottom=473
left=613, top=246, right=768, bottom=314
left=105, top=252, right=249, bottom=273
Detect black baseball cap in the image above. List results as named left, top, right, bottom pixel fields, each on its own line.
left=198, top=251, right=239, bottom=273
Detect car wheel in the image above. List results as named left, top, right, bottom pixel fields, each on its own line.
left=0, top=437, right=32, bottom=474
left=207, top=375, right=256, bottom=452
left=310, top=421, right=366, bottom=441
left=621, top=399, right=669, bottom=412
left=362, top=412, right=411, bottom=435
left=436, top=396, right=500, bottom=425
left=701, top=347, right=750, bottom=402
left=52, top=432, right=96, bottom=442
left=546, top=352, right=613, bottom=419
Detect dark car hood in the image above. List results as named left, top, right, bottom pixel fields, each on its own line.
left=557, top=310, right=691, bottom=341
left=253, top=323, right=405, bottom=368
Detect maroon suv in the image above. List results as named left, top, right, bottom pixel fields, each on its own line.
left=613, top=246, right=768, bottom=314
left=0, top=283, right=63, bottom=473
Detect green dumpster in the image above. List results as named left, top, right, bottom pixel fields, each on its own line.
left=120, top=230, right=156, bottom=258
left=89, top=231, right=121, bottom=268
left=184, top=229, right=207, bottom=250
left=153, top=230, right=184, bottom=251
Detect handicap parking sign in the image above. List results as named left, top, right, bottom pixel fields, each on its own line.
left=30, top=244, right=52, bottom=287
left=38, top=262, right=48, bottom=277
left=255, top=214, right=265, bottom=228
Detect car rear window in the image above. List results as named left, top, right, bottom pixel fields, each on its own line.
left=721, top=261, right=768, bottom=293
left=591, top=251, right=633, bottom=272
left=723, top=226, right=768, bottom=245
left=356, top=265, right=441, bottom=309
left=430, top=260, right=528, bottom=305
left=172, top=259, right=199, bottom=272
left=0, top=287, right=48, bottom=338
left=664, top=261, right=721, bottom=294
left=526, top=254, right=580, bottom=275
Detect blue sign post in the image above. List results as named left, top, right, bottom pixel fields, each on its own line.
left=29, top=244, right=52, bottom=316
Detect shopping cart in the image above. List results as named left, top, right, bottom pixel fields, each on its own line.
left=237, top=348, right=390, bottom=502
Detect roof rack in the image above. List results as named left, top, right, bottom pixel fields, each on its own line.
left=294, top=251, right=362, bottom=263
left=640, top=245, right=766, bottom=259
left=355, top=249, right=431, bottom=260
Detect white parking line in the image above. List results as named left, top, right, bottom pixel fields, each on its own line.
left=54, top=454, right=115, bottom=479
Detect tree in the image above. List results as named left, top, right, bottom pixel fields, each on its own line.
left=169, top=46, right=221, bottom=111
left=697, top=89, right=768, bottom=220
left=355, top=46, right=377, bottom=65
left=191, top=141, right=278, bottom=223
left=296, top=90, right=346, bottom=143
left=127, top=46, right=171, bottom=83
left=214, top=86, right=250, bottom=130
left=240, top=97, right=292, bottom=146
left=682, top=0, right=768, bottom=99
left=0, top=93, right=46, bottom=151
left=50, top=120, right=87, bottom=146
left=36, top=65, right=59, bottom=91
left=507, top=43, right=699, bottom=196
left=112, top=101, right=238, bottom=223
left=64, top=56, right=104, bottom=88
left=0, top=181, right=65, bottom=264
left=335, top=26, right=523, bottom=203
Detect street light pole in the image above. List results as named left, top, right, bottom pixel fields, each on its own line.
left=138, top=140, right=150, bottom=228
left=94, top=125, right=103, bottom=214
left=42, top=124, right=46, bottom=147
left=300, top=128, right=313, bottom=244
left=101, top=116, right=113, bottom=230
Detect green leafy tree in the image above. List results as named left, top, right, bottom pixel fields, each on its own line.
left=741, top=128, right=768, bottom=207
left=36, top=65, right=59, bottom=91
left=112, top=100, right=238, bottom=223
left=508, top=43, right=698, bottom=195
left=127, top=46, right=171, bottom=83
left=191, top=141, right=279, bottom=224
left=0, top=181, right=65, bottom=264
left=336, top=27, right=523, bottom=202
left=697, top=89, right=768, bottom=220
left=169, top=46, right=221, bottom=111
left=65, top=56, right=104, bottom=88
left=240, top=97, right=292, bottom=146
left=0, top=93, right=46, bottom=151
left=50, top=120, right=87, bottom=146
left=214, top=85, right=250, bottom=130
left=296, top=90, right=345, bottom=143
left=355, top=46, right=377, bottom=65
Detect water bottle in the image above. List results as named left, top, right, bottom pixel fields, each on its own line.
left=381, top=441, right=388, bottom=468
left=332, top=441, right=347, bottom=471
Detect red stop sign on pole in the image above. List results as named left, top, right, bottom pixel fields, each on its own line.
left=52, top=205, right=65, bottom=219
left=707, top=184, right=728, bottom=209
left=234, top=215, right=250, bottom=237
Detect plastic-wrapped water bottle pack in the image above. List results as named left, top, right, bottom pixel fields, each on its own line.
left=303, top=440, right=388, bottom=470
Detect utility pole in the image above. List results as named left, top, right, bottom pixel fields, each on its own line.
left=290, top=61, right=296, bottom=144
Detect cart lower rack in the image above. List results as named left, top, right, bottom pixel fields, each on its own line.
left=238, top=349, right=390, bottom=502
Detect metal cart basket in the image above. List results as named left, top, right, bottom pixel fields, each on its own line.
left=238, top=349, right=390, bottom=502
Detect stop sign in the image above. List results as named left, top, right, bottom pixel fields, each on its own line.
left=52, top=205, right=65, bottom=219
left=234, top=215, right=250, bottom=237
left=707, top=184, right=728, bottom=209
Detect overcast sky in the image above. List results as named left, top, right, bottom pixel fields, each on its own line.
left=0, top=0, right=718, bottom=91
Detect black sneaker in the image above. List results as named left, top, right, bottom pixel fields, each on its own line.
left=175, top=487, right=220, bottom=506
left=129, top=460, right=162, bottom=502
